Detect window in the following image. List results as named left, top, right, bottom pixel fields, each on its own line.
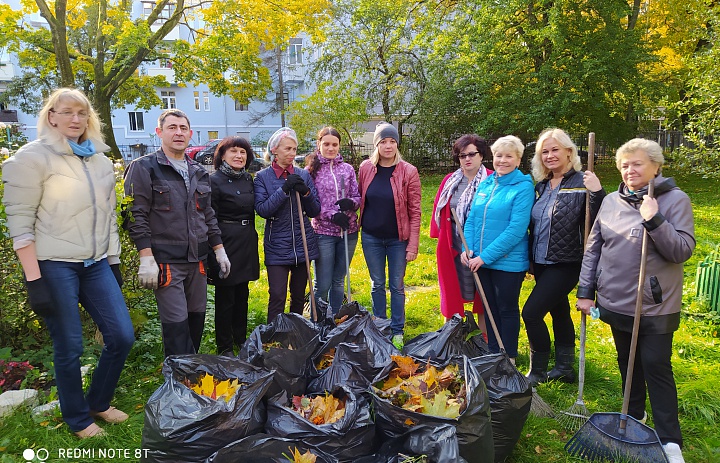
left=203, top=91, right=210, bottom=111
left=276, top=92, right=289, bottom=108
left=160, top=91, right=176, bottom=109
left=142, top=1, right=173, bottom=22
left=129, top=112, right=144, bottom=132
left=208, top=131, right=218, bottom=140
left=159, top=58, right=173, bottom=69
left=234, top=100, right=248, bottom=111
left=288, top=38, right=303, bottom=65
left=194, top=91, right=200, bottom=111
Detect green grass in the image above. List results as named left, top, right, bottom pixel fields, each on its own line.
left=1, top=164, right=719, bottom=462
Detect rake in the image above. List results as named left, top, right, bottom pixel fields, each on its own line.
left=452, top=209, right=554, bottom=417
left=557, top=131, right=596, bottom=431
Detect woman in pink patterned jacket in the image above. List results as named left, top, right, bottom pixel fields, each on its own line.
left=306, top=127, right=361, bottom=314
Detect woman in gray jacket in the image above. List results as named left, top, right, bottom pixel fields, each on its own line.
left=576, top=138, right=694, bottom=463
left=2, top=88, right=135, bottom=438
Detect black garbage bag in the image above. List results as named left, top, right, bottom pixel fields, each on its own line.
left=142, top=355, right=274, bottom=463
left=205, top=433, right=339, bottom=463
left=265, top=385, right=377, bottom=462
left=470, top=354, right=531, bottom=462
left=239, top=312, right=320, bottom=397
left=329, top=301, right=392, bottom=338
left=355, top=424, right=467, bottom=463
left=403, top=312, right=490, bottom=360
left=370, top=355, right=494, bottom=463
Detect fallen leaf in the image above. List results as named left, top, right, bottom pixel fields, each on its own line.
left=535, top=445, right=542, bottom=454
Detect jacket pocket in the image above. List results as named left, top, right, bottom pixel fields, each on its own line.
left=650, top=275, right=663, bottom=303
left=152, top=183, right=171, bottom=211
left=195, top=184, right=211, bottom=210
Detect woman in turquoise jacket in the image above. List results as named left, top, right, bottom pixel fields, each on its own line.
left=462, top=135, right=534, bottom=362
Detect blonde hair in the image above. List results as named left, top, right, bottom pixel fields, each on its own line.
left=616, top=138, right=664, bottom=170
left=37, top=88, right=103, bottom=145
left=368, top=144, right=403, bottom=166
left=531, top=128, right=582, bottom=181
left=491, top=135, right=524, bottom=160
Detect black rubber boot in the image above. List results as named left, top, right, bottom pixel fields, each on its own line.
left=525, top=350, right=550, bottom=386
left=161, top=321, right=195, bottom=357
left=548, top=344, right=576, bottom=383
left=187, top=311, right=206, bottom=354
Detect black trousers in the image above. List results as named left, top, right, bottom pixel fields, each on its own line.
left=266, top=264, right=308, bottom=324
left=214, top=282, right=249, bottom=354
left=522, top=262, right=580, bottom=352
left=611, top=326, right=682, bottom=446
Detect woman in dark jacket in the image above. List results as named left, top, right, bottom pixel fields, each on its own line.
left=523, top=128, right=604, bottom=385
left=254, top=127, right=321, bottom=323
left=208, top=136, right=260, bottom=356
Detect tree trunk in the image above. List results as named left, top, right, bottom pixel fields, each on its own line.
left=93, top=92, right=121, bottom=159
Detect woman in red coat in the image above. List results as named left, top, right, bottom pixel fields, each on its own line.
left=430, top=134, right=492, bottom=330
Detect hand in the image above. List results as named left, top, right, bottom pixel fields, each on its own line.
left=335, top=198, right=355, bottom=212
left=576, top=298, right=595, bottom=315
left=25, top=277, right=55, bottom=317
left=640, top=196, right=659, bottom=221
left=331, top=212, right=350, bottom=230
left=281, top=174, right=302, bottom=193
left=583, top=171, right=602, bottom=192
left=110, top=264, right=123, bottom=288
left=406, top=251, right=418, bottom=262
left=138, top=255, right=159, bottom=289
left=294, top=179, right=310, bottom=196
left=214, top=247, right=231, bottom=279
left=467, top=256, right=484, bottom=272
left=460, top=250, right=472, bottom=266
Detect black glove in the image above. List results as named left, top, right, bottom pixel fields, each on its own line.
left=281, top=174, right=303, bottom=193
left=294, top=179, right=310, bottom=196
left=331, top=212, right=350, bottom=230
left=335, top=198, right=354, bottom=212
left=110, top=264, right=124, bottom=288
left=25, top=278, right=55, bottom=317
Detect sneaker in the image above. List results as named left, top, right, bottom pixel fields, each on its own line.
left=392, top=334, right=404, bottom=350
left=663, top=442, right=685, bottom=463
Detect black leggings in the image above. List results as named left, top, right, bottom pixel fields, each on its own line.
left=522, top=262, right=580, bottom=352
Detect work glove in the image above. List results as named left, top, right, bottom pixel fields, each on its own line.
left=138, top=255, right=160, bottom=289
left=293, top=178, right=310, bottom=196
left=214, top=247, right=231, bottom=279
left=25, top=277, right=55, bottom=317
left=281, top=174, right=303, bottom=194
left=110, top=264, right=124, bottom=288
left=331, top=212, right=350, bottom=230
left=335, top=198, right=354, bottom=212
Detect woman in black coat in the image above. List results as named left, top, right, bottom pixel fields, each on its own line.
left=208, top=136, right=260, bottom=356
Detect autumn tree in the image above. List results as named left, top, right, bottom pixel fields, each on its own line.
left=0, top=0, right=329, bottom=156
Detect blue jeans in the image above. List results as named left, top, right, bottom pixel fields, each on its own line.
left=477, top=267, right=525, bottom=358
left=313, top=232, right=358, bottom=313
left=40, top=259, right=135, bottom=431
left=361, top=231, right=407, bottom=335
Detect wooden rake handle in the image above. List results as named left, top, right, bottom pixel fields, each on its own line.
left=296, top=191, right=317, bottom=322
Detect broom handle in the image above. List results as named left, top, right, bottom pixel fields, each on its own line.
left=577, top=132, right=596, bottom=402
left=340, top=177, right=352, bottom=302
left=619, top=178, right=654, bottom=435
left=296, top=191, right=317, bottom=322
left=451, top=208, right=506, bottom=354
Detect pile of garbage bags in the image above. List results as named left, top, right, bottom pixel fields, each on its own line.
left=141, top=309, right=531, bottom=463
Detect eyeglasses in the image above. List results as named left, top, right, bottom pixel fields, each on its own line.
left=51, top=110, right=90, bottom=120
left=458, top=151, right=479, bottom=160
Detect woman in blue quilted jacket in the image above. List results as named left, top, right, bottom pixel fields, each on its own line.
left=254, top=127, right=321, bottom=323
left=461, top=135, right=534, bottom=363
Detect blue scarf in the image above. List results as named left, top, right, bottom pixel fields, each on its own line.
left=68, top=139, right=96, bottom=157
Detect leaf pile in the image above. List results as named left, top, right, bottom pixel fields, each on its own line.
left=289, top=393, right=346, bottom=425
left=333, top=314, right=349, bottom=325
left=373, top=355, right=466, bottom=419
left=263, top=341, right=294, bottom=351
left=283, top=447, right=318, bottom=463
left=315, top=348, right=335, bottom=370
left=182, top=373, right=245, bottom=402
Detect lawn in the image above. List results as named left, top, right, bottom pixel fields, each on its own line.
left=1, top=162, right=719, bottom=463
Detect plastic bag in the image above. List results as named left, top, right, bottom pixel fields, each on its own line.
left=470, top=354, right=531, bottom=462
left=370, top=355, right=494, bottom=463
left=402, top=313, right=489, bottom=360
left=355, top=424, right=467, bottom=463
left=205, top=433, right=339, bottom=463
left=142, top=355, right=274, bottom=463
left=329, top=301, right=392, bottom=338
left=239, top=312, right=320, bottom=397
left=264, top=385, right=378, bottom=462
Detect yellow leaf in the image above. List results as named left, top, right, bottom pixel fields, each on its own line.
left=535, top=445, right=542, bottom=454
left=215, top=378, right=229, bottom=398
left=200, top=374, right=215, bottom=396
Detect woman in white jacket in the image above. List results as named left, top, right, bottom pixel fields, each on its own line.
left=2, top=88, right=135, bottom=438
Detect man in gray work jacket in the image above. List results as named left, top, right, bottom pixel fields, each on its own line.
left=123, top=109, right=230, bottom=356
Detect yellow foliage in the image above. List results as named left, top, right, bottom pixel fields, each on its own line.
left=186, top=373, right=241, bottom=402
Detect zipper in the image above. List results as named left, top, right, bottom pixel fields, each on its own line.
left=480, top=177, right=499, bottom=254
left=290, top=187, right=298, bottom=266
left=80, top=157, right=98, bottom=259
